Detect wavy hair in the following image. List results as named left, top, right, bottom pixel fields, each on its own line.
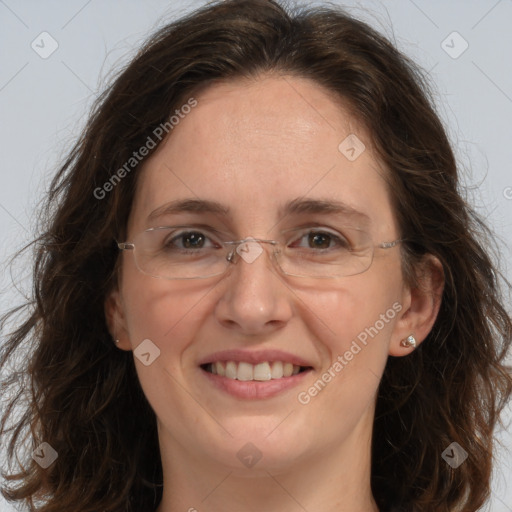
left=1, top=1, right=511, bottom=511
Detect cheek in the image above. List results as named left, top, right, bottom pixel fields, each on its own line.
left=120, top=274, right=214, bottom=421
left=294, top=276, right=403, bottom=432
left=303, top=276, right=401, bottom=348
left=121, top=267, right=213, bottom=357
left=294, top=263, right=404, bottom=405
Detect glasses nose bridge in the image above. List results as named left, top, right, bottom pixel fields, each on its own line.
left=225, top=237, right=280, bottom=266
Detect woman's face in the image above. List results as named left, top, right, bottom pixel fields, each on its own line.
left=110, top=75, right=416, bottom=474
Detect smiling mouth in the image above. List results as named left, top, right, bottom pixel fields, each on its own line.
left=200, top=361, right=313, bottom=381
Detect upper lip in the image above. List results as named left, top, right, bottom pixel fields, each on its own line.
left=198, top=349, right=314, bottom=368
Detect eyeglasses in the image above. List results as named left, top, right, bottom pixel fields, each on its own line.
left=117, top=225, right=402, bottom=280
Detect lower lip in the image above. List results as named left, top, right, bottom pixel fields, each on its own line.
left=200, top=367, right=312, bottom=399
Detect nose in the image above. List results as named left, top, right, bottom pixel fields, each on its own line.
left=214, top=239, right=293, bottom=335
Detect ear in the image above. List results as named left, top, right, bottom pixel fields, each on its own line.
left=104, top=287, right=132, bottom=351
left=389, top=254, right=444, bottom=356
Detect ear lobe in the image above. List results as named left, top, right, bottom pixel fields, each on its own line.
left=389, top=254, right=444, bottom=356
left=104, top=288, right=131, bottom=351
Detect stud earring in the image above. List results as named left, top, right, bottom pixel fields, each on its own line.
left=400, top=335, right=417, bottom=348
left=114, top=338, right=120, bottom=344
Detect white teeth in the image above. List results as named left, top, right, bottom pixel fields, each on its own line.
left=215, top=361, right=225, bottom=376
left=253, top=362, right=272, bottom=381
left=206, top=361, right=306, bottom=380
left=237, top=362, right=254, bottom=381
left=271, top=361, right=283, bottom=379
left=225, top=361, right=237, bottom=379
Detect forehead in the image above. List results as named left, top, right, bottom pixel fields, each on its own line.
left=128, top=75, right=395, bottom=235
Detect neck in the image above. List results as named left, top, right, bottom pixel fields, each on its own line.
left=155, top=415, right=379, bottom=512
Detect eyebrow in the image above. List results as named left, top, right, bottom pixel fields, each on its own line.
left=146, top=197, right=371, bottom=226
left=283, top=198, right=370, bottom=225
left=147, top=199, right=229, bottom=222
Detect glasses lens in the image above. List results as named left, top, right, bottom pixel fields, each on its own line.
left=277, top=226, right=374, bottom=278
left=133, top=226, right=228, bottom=279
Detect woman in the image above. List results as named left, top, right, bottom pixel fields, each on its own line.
left=1, top=1, right=511, bottom=511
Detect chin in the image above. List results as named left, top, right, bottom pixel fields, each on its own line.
left=198, top=418, right=314, bottom=472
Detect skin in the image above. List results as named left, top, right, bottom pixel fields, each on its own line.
left=106, top=74, right=443, bottom=512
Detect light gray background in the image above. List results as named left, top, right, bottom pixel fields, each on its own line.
left=1, top=1, right=511, bottom=511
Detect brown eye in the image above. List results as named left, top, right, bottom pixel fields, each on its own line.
left=290, top=229, right=350, bottom=251
left=180, top=232, right=206, bottom=249
left=308, top=232, right=332, bottom=249
left=162, top=230, right=216, bottom=252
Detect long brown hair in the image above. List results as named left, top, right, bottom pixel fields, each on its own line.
left=1, top=1, right=511, bottom=511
